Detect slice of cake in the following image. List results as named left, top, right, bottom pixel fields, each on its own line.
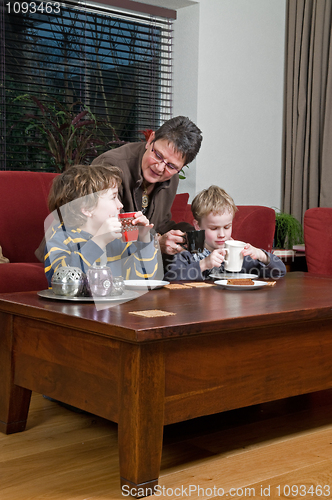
left=227, top=278, right=255, bottom=286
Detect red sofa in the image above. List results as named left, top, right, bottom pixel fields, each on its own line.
left=0, top=171, right=276, bottom=293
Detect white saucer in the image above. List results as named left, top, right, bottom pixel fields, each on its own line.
left=210, top=272, right=259, bottom=279
left=214, top=280, right=268, bottom=291
left=124, top=280, right=170, bottom=290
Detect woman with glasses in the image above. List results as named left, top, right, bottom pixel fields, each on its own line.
left=92, top=116, right=202, bottom=256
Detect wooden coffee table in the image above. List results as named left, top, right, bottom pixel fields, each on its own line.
left=1, top=273, right=332, bottom=497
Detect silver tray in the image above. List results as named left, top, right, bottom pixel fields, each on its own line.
left=37, top=289, right=139, bottom=302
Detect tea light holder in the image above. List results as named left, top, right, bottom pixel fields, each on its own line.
left=51, top=266, right=85, bottom=297
left=86, top=265, right=113, bottom=297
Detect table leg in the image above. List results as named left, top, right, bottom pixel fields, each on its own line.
left=118, top=342, right=165, bottom=498
left=0, top=312, right=31, bottom=434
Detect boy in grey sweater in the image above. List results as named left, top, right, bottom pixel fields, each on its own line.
left=164, top=185, right=286, bottom=282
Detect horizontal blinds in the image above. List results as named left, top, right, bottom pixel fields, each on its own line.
left=2, top=0, right=173, bottom=171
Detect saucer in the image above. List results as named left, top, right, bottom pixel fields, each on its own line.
left=124, top=280, right=170, bottom=290
left=210, top=272, right=259, bottom=279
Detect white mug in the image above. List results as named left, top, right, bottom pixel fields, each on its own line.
left=224, top=240, right=246, bottom=272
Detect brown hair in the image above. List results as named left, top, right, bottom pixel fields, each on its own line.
left=154, top=116, right=202, bottom=165
left=48, top=164, right=122, bottom=226
left=191, top=185, right=238, bottom=224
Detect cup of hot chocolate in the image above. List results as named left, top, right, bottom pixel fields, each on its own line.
left=118, top=212, right=139, bottom=243
left=224, top=240, right=246, bottom=272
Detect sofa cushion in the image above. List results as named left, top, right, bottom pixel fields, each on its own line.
left=0, top=262, right=48, bottom=293
left=0, top=171, right=58, bottom=263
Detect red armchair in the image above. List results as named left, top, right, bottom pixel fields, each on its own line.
left=304, top=207, right=332, bottom=275
left=0, top=171, right=58, bottom=293
left=171, top=197, right=276, bottom=252
left=231, top=205, right=276, bottom=252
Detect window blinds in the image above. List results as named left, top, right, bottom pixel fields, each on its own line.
left=1, top=0, right=173, bottom=171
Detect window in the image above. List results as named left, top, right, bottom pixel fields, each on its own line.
left=1, top=0, right=174, bottom=171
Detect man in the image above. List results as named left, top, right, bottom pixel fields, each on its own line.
left=92, top=116, right=202, bottom=255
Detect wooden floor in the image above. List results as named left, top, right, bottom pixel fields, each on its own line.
left=1, top=391, right=332, bottom=499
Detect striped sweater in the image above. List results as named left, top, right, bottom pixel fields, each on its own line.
left=44, top=222, right=161, bottom=286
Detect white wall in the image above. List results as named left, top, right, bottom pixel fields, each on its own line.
left=173, top=2, right=201, bottom=198
left=173, top=0, right=286, bottom=209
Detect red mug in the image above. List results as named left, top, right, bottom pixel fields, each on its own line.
left=118, top=212, right=139, bottom=242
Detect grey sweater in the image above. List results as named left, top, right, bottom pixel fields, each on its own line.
left=164, top=249, right=287, bottom=281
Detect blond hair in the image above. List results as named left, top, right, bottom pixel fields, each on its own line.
left=48, top=164, right=122, bottom=227
left=191, top=185, right=238, bottom=224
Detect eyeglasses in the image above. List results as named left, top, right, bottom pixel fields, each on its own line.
left=151, top=143, right=184, bottom=174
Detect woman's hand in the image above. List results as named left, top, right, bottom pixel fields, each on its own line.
left=157, top=230, right=186, bottom=255
left=200, top=249, right=225, bottom=272
left=91, top=216, right=122, bottom=248
left=241, top=243, right=270, bottom=264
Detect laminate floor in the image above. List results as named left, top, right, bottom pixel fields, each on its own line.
left=1, top=390, right=332, bottom=499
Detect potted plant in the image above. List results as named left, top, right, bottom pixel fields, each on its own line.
left=274, top=209, right=304, bottom=249
left=13, top=94, right=124, bottom=173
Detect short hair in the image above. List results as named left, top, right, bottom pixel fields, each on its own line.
left=191, top=185, right=238, bottom=224
left=154, top=116, right=202, bottom=165
left=48, top=164, right=122, bottom=227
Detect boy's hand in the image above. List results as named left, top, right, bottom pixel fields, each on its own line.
left=92, top=216, right=122, bottom=248
left=200, top=249, right=225, bottom=272
left=132, top=211, right=154, bottom=242
left=241, top=243, right=270, bottom=264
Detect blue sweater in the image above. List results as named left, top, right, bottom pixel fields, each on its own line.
left=164, top=248, right=286, bottom=282
left=45, top=223, right=161, bottom=286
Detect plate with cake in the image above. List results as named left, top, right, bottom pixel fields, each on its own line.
left=214, top=278, right=268, bottom=290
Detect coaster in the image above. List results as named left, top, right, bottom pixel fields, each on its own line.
left=129, top=309, right=176, bottom=317
left=164, top=282, right=215, bottom=290
left=185, top=282, right=215, bottom=288
left=164, top=283, right=191, bottom=290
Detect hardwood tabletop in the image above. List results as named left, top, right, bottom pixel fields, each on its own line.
left=1, top=273, right=332, bottom=342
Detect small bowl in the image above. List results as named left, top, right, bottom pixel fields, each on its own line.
left=51, top=267, right=85, bottom=297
